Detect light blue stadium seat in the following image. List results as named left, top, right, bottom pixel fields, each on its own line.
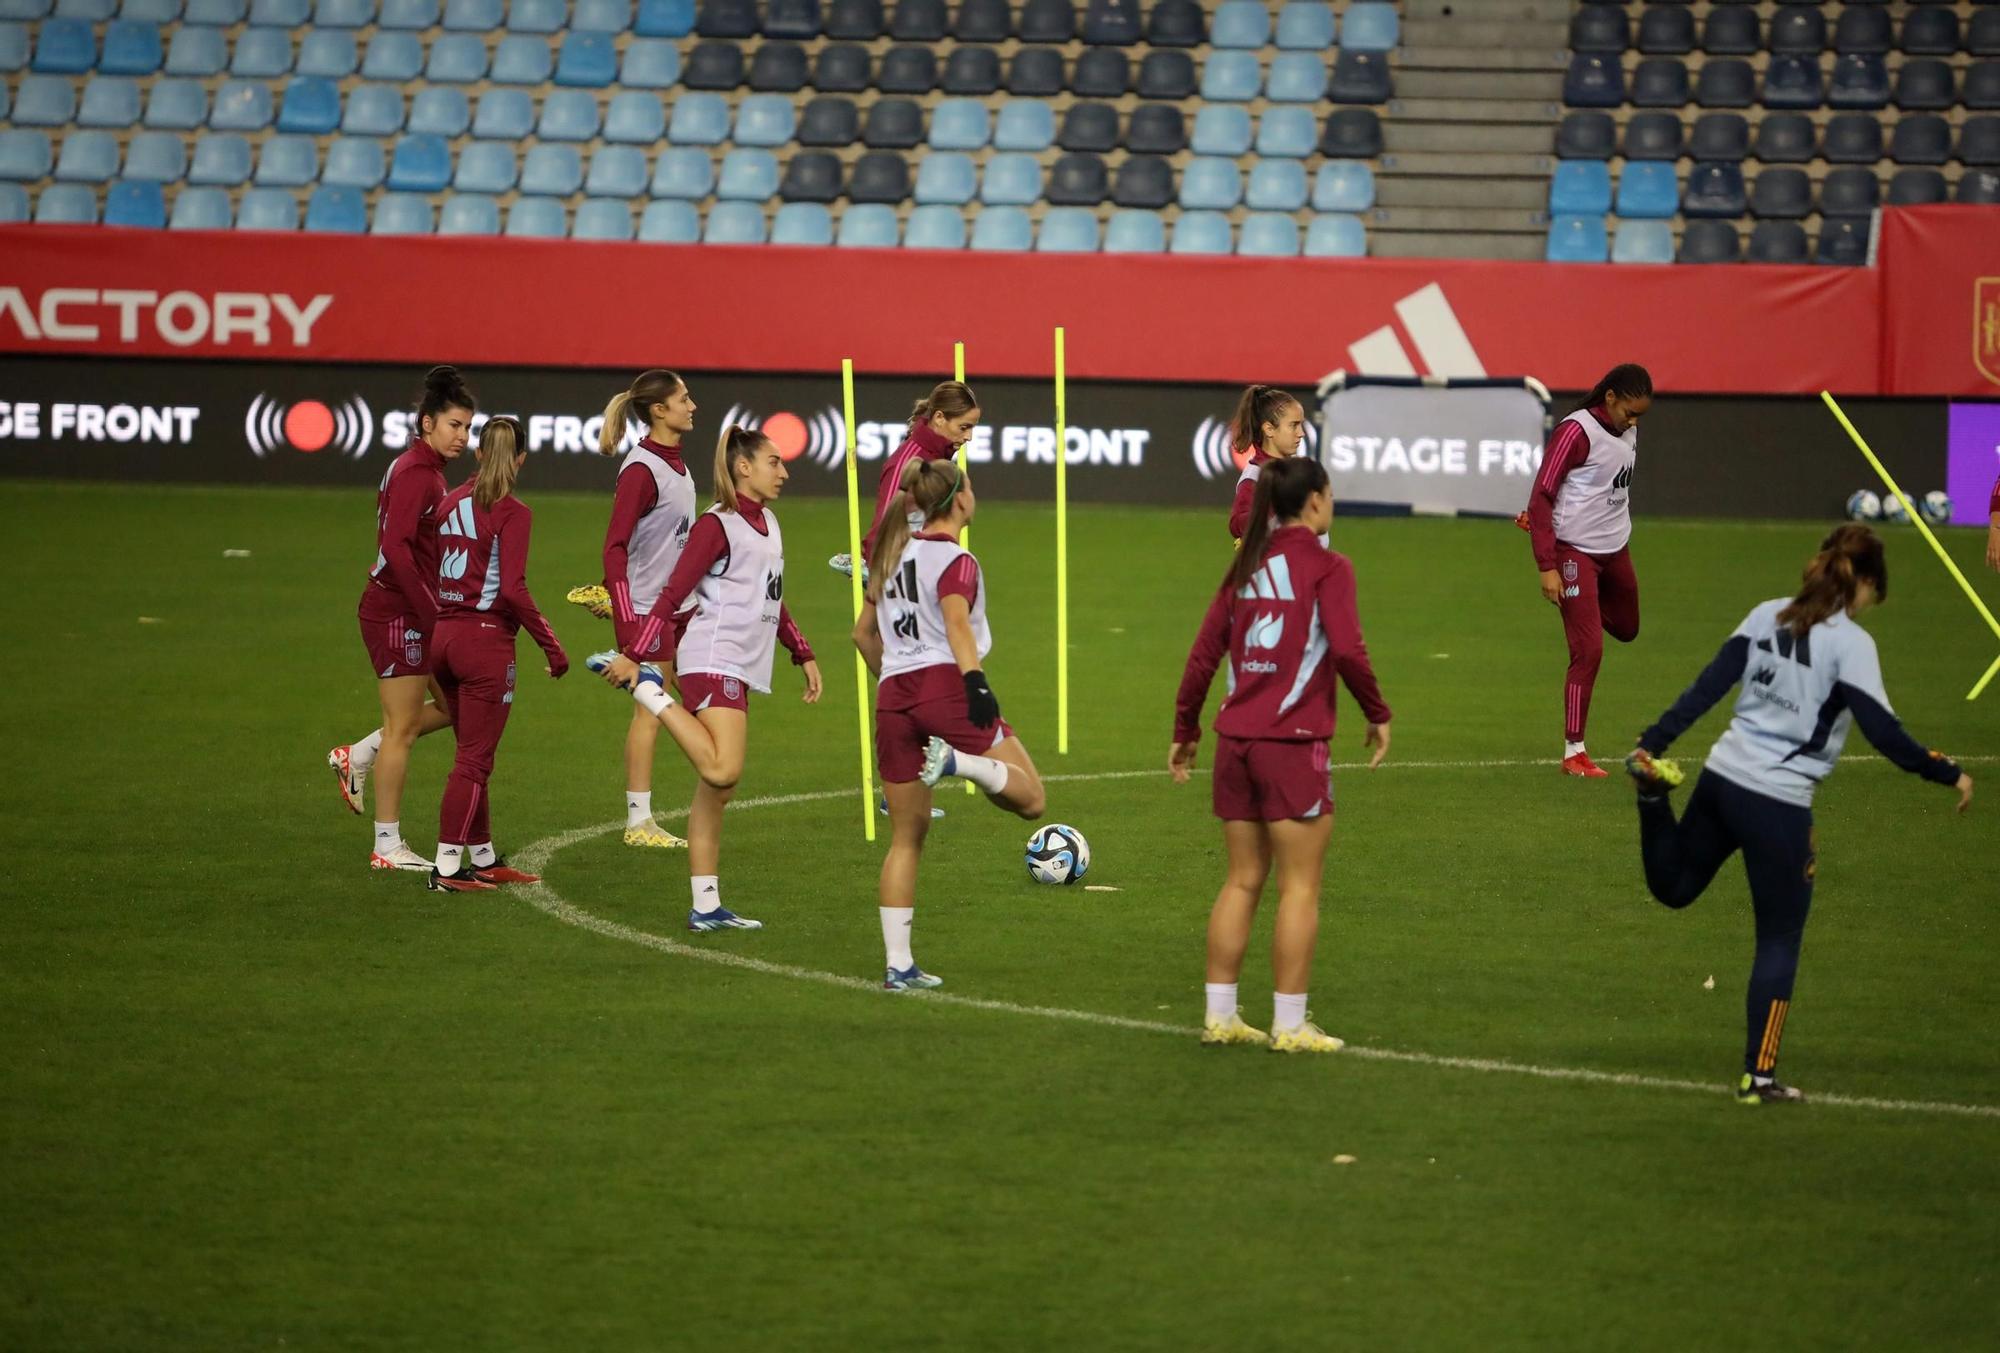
left=1191, top=104, right=1252, bottom=156
left=13, top=75, right=77, bottom=125
left=668, top=92, right=730, bottom=144
left=100, top=20, right=163, bottom=74
left=604, top=91, right=664, bottom=142
left=315, top=0, right=374, bottom=24
left=573, top=0, right=628, bottom=32
left=585, top=144, right=646, bottom=196
left=0, top=0, right=41, bottom=15
left=704, top=200, right=767, bottom=244
left=914, top=151, right=976, bottom=205
left=360, top=31, right=421, bottom=81
left=1238, top=213, right=1301, bottom=256
left=471, top=89, right=532, bottom=140
left=189, top=131, right=252, bottom=184
left=1549, top=160, right=1612, bottom=215
left=538, top=89, right=600, bottom=140
left=342, top=84, right=404, bottom=135
left=771, top=201, right=832, bottom=244
left=507, top=0, right=564, bottom=32
left=144, top=79, right=205, bottom=128
left=971, top=204, right=1032, bottom=251
left=638, top=198, right=699, bottom=242
left=295, top=29, right=356, bottom=76
left=165, top=24, right=224, bottom=76
left=255, top=134, right=317, bottom=185
left=1170, top=210, right=1232, bottom=254
left=519, top=143, right=582, bottom=195
left=103, top=178, right=165, bottom=226
left=1266, top=53, right=1326, bottom=103
left=372, top=193, right=432, bottom=234
left=1036, top=206, right=1098, bottom=253
left=438, top=192, right=500, bottom=235
left=55, top=130, right=121, bottom=183
left=441, top=0, right=497, bottom=26
left=556, top=32, right=616, bottom=86
left=230, top=27, right=292, bottom=78
left=1614, top=162, right=1679, bottom=219
left=277, top=75, right=341, bottom=132
left=734, top=93, right=796, bottom=147
left=992, top=100, right=1054, bottom=152
left=32, top=17, right=93, bottom=72
left=1341, top=2, right=1399, bottom=53
left=248, top=0, right=307, bottom=21
left=387, top=133, right=450, bottom=191
left=323, top=135, right=386, bottom=188
left=1545, top=213, right=1608, bottom=263
left=979, top=152, right=1040, bottom=205
left=1246, top=159, right=1308, bottom=211
left=929, top=98, right=989, bottom=150
left=1179, top=156, right=1243, bottom=210
left=121, top=0, right=184, bottom=18
left=0, top=129, right=53, bottom=179
left=573, top=199, right=633, bottom=240
left=1201, top=50, right=1262, bottom=102
left=1275, top=2, right=1334, bottom=50
left=716, top=146, right=778, bottom=200
left=1611, top=219, right=1673, bottom=264
left=454, top=143, right=516, bottom=192
left=35, top=183, right=98, bottom=224
left=1312, top=160, right=1375, bottom=212
left=620, top=37, right=679, bottom=87
left=78, top=77, right=142, bottom=127
left=0, top=82, right=7, bottom=118
left=186, top=0, right=247, bottom=19
left=1104, top=208, right=1165, bottom=253
left=903, top=203, right=964, bottom=249
left=123, top=131, right=185, bottom=180
left=377, top=0, right=436, bottom=26
left=426, top=34, right=486, bottom=82
left=304, top=185, right=366, bottom=232
left=170, top=184, right=233, bottom=228
left=650, top=146, right=711, bottom=197
left=634, top=0, right=690, bottom=37
left=237, top=185, right=300, bottom=229
left=1211, top=0, right=1267, bottom=48
left=1256, top=106, right=1317, bottom=159
left=1304, top=212, right=1367, bottom=257
left=496, top=35, right=560, bottom=84
left=506, top=196, right=567, bottom=237
left=408, top=87, right=469, bottom=137
left=0, top=23, right=26, bottom=73
left=0, top=184, right=26, bottom=222
left=838, top=202, right=900, bottom=247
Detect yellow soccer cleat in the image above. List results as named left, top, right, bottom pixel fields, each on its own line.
left=1625, top=748, right=1686, bottom=793
left=566, top=583, right=613, bottom=621
left=623, top=819, right=688, bottom=849
left=1269, top=1019, right=1345, bottom=1054
left=1202, top=1009, right=1269, bottom=1047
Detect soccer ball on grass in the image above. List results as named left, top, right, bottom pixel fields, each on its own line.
left=1025, top=824, right=1091, bottom=885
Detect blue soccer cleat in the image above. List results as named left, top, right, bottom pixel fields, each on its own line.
left=585, top=649, right=663, bottom=688
left=883, top=964, right=943, bottom=991
left=688, top=906, right=762, bottom=932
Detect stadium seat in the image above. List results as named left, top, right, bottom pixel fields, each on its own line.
left=387, top=133, right=450, bottom=192
left=239, top=185, right=302, bottom=230
left=1683, top=162, right=1748, bottom=217
left=1677, top=218, right=1740, bottom=264
left=438, top=193, right=500, bottom=236
left=779, top=149, right=841, bottom=200
left=1071, top=47, right=1127, bottom=98
left=1180, top=157, right=1242, bottom=210
left=1275, top=2, right=1334, bottom=50
left=621, top=38, right=681, bottom=87
left=814, top=42, right=870, bottom=90
left=98, top=178, right=162, bottom=227
left=1611, top=219, right=1674, bottom=264
left=1750, top=167, right=1811, bottom=219
left=323, top=136, right=386, bottom=189
left=1545, top=214, right=1608, bottom=263
left=448, top=0, right=500, bottom=20
left=575, top=0, right=630, bottom=30
left=1901, top=8, right=1960, bottom=56
left=798, top=96, right=859, bottom=146
left=1962, top=116, right=2000, bottom=165
left=55, top=130, right=119, bottom=183
left=1754, top=114, right=1815, bottom=164
left=1305, top=213, right=1368, bottom=257
left=1557, top=112, right=1616, bottom=161
left=1822, top=114, right=1883, bottom=165
left=733, top=93, right=795, bottom=146
left=377, top=0, right=433, bottom=25
left=1565, top=54, right=1624, bottom=107
left=703, top=200, right=767, bottom=244
left=1201, top=51, right=1260, bottom=102
left=637, top=199, right=700, bottom=242
left=1695, top=59, right=1755, bottom=108
left=980, top=152, right=1039, bottom=205
left=1312, top=160, right=1374, bottom=212
left=1638, top=6, right=1693, bottom=54
left=1550, top=161, right=1612, bottom=215
left=35, top=183, right=97, bottom=224
left=1828, top=55, right=1890, bottom=109
left=144, top=79, right=205, bottom=129
left=993, top=100, right=1054, bottom=151
left=189, top=131, right=251, bottom=184
left=634, top=0, right=692, bottom=36
left=1210, top=0, right=1265, bottom=48
left=425, top=33, right=485, bottom=83
left=1268, top=53, right=1327, bottom=104
left=190, top=0, right=248, bottom=16
left=750, top=41, right=808, bottom=91
left=1631, top=59, right=1689, bottom=108
left=1816, top=217, right=1870, bottom=266
left=903, top=203, right=965, bottom=248
left=165, top=24, right=224, bottom=76
left=1894, top=59, right=1955, bottom=110
left=716, top=146, right=777, bottom=200
left=1570, top=5, right=1627, bottom=53
left=1622, top=112, right=1682, bottom=161
left=585, top=145, right=647, bottom=197
left=1819, top=167, right=1879, bottom=218
left=490, top=35, right=552, bottom=85
left=0, top=23, right=25, bottom=74
left=951, top=0, right=1006, bottom=42
left=1886, top=167, right=1948, bottom=206
left=296, top=29, right=356, bottom=77
left=914, top=151, right=976, bottom=205
left=572, top=199, right=633, bottom=241
left=929, top=99, right=989, bottom=151
left=1247, top=161, right=1308, bottom=212
left=454, top=141, right=516, bottom=192
left=1146, top=0, right=1202, bottom=47
left=1321, top=108, right=1383, bottom=158
left=254, top=134, right=317, bottom=185
left=1007, top=45, right=1063, bottom=96
left=1976, top=11, right=2000, bottom=57
left=230, top=27, right=293, bottom=78
left=696, top=0, right=754, bottom=35
left=1762, top=55, right=1823, bottom=109
left=604, top=91, right=665, bottom=143
left=1080, top=0, right=1140, bottom=45
left=123, top=131, right=185, bottom=181
left=1192, top=106, right=1252, bottom=158
left=1047, top=151, right=1108, bottom=206
left=316, top=0, right=374, bottom=23
left=1103, top=208, right=1165, bottom=253
left=12, top=76, right=75, bottom=126
left=31, top=17, right=92, bottom=72
left=1034, top=206, right=1097, bottom=253
left=372, top=194, right=433, bottom=235
left=838, top=202, right=899, bottom=247
left=520, top=144, right=582, bottom=195
left=1968, top=62, right=2000, bottom=109
left=1343, top=2, right=1397, bottom=51
left=170, top=184, right=233, bottom=228
left=1111, top=154, right=1173, bottom=208
left=1170, top=210, right=1232, bottom=255
left=891, top=0, right=946, bottom=41
left=970, top=204, right=1032, bottom=251
left=771, top=201, right=833, bottom=245
left=1015, top=0, right=1068, bottom=43
left=1701, top=7, right=1759, bottom=56
left=506, top=197, right=568, bottom=238
left=1331, top=50, right=1392, bottom=103
left=1615, top=162, right=1678, bottom=218
left=1768, top=5, right=1825, bottom=55
left=77, top=77, right=141, bottom=128
left=472, top=90, right=533, bottom=140
left=848, top=149, right=908, bottom=202
left=124, top=0, right=185, bottom=18
left=649, top=146, right=711, bottom=198
left=100, top=20, right=162, bottom=75
left=942, top=46, right=1000, bottom=95
left=863, top=99, right=924, bottom=149
left=669, top=93, right=731, bottom=144
left=0, top=183, right=27, bottom=223
left=1257, top=107, right=1318, bottom=159
left=1957, top=168, right=2000, bottom=205
left=1835, top=7, right=1892, bottom=56
left=555, top=32, right=616, bottom=86
left=360, top=31, right=422, bottom=81
left=1688, top=113, right=1748, bottom=161
left=1136, top=49, right=1195, bottom=100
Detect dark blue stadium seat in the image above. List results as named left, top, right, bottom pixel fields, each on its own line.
left=1632, top=58, right=1689, bottom=106
left=750, top=41, right=807, bottom=91
left=1682, top=162, right=1748, bottom=216
left=1147, top=0, right=1203, bottom=47
left=1047, top=150, right=1108, bottom=206
left=1678, top=219, right=1741, bottom=264
left=1320, top=108, right=1382, bottom=158
left=1622, top=111, right=1682, bottom=160
left=1747, top=220, right=1808, bottom=264
left=1112, top=154, right=1173, bottom=209
left=813, top=43, right=869, bottom=91
left=1815, top=218, right=1870, bottom=267
left=1564, top=53, right=1624, bottom=107
left=1556, top=110, right=1616, bottom=159
left=952, top=0, right=1007, bottom=41
left=798, top=95, right=858, bottom=145
left=1701, top=6, right=1758, bottom=55
left=942, top=46, right=998, bottom=94
left=1827, top=55, right=1890, bottom=109
left=1687, top=112, right=1746, bottom=162
left=1967, top=62, right=2000, bottom=109
left=1638, top=6, right=1693, bottom=54
left=1821, top=114, right=1882, bottom=164
left=878, top=45, right=935, bottom=93
left=1080, top=0, right=1140, bottom=45
left=1696, top=58, right=1755, bottom=107
left=32, top=17, right=94, bottom=72
left=1894, top=59, right=1956, bottom=109
left=1124, top=103, right=1186, bottom=154
left=1016, top=0, right=1071, bottom=43
left=1768, top=6, right=1825, bottom=55
left=763, top=0, right=818, bottom=37
left=1569, top=5, right=1626, bottom=52
left=100, top=20, right=162, bottom=74
left=1072, top=47, right=1127, bottom=97
left=1962, top=115, right=2000, bottom=164
left=1900, top=8, right=1960, bottom=55
left=1137, top=49, right=1195, bottom=99
left=821, top=0, right=878, bottom=37
left=696, top=0, right=755, bottom=37
left=684, top=42, right=741, bottom=89
left=1834, top=7, right=1892, bottom=55
left=1750, top=167, right=1810, bottom=218
left=1331, top=50, right=1392, bottom=104
left=1974, top=11, right=2000, bottom=57
left=1886, top=167, right=1948, bottom=205
left=890, top=0, right=946, bottom=42
left=780, top=149, right=841, bottom=201
left=1818, top=167, right=1879, bottom=218
left=1007, top=46, right=1063, bottom=96
left=1956, top=168, right=2000, bottom=204
left=1058, top=101, right=1119, bottom=152
left=862, top=97, right=923, bottom=148
left=1753, top=113, right=1815, bottom=163
left=1763, top=55, right=1823, bottom=108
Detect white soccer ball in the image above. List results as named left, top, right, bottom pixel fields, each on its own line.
left=1881, top=492, right=1910, bottom=524
left=1025, top=824, right=1091, bottom=885
left=1920, top=490, right=1952, bottom=526
left=1846, top=489, right=1882, bottom=522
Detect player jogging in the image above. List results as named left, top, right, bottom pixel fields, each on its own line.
left=329, top=365, right=475, bottom=871
left=853, top=459, right=1048, bottom=991
left=830, top=380, right=981, bottom=579
left=1626, top=524, right=1972, bottom=1104
left=589, top=426, right=823, bottom=933
left=1521, top=363, right=1652, bottom=778
left=1226, top=385, right=1308, bottom=541
left=424, top=417, right=569, bottom=892
left=1171, top=457, right=1393, bottom=1052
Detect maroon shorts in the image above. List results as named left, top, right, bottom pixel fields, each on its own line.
left=1212, top=735, right=1333, bottom=823
left=359, top=606, right=432, bottom=679
left=679, top=670, right=750, bottom=714
left=615, top=609, right=689, bottom=664
left=877, top=697, right=1015, bottom=784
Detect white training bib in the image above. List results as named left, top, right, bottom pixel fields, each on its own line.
left=878, top=536, right=991, bottom=680
left=619, top=445, right=697, bottom=616
left=1550, top=409, right=1637, bottom=555
left=676, top=506, right=785, bottom=693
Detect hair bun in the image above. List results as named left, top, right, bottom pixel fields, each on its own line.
left=425, top=364, right=460, bottom=390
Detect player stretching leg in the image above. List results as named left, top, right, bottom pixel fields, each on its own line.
left=1172, top=458, right=1393, bottom=1052
left=1520, top=364, right=1652, bottom=777
left=1627, top=524, right=1971, bottom=1103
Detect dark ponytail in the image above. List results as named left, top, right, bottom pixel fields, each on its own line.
left=1228, top=457, right=1329, bottom=593
left=1778, top=523, right=1888, bottom=637
left=417, top=364, right=475, bottom=431
left=1227, top=384, right=1301, bottom=455
left=1574, top=363, right=1652, bottom=414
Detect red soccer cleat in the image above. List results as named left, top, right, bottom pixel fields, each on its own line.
left=477, top=861, right=540, bottom=885
left=1561, top=752, right=1610, bottom=778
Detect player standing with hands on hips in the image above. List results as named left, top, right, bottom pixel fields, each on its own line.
left=1172, top=457, right=1393, bottom=1052
left=1519, top=364, right=1652, bottom=778
left=1625, top=524, right=1971, bottom=1103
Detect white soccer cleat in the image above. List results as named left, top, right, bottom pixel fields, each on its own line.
left=828, top=553, right=870, bottom=585
left=327, top=745, right=365, bottom=815
left=623, top=818, right=688, bottom=849
left=370, top=843, right=434, bottom=872
left=918, top=736, right=953, bottom=788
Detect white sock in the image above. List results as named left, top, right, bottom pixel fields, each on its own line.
left=436, top=843, right=464, bottom=876
left=634, top=682, right=673, bottom=718
left=1273, top=992, right=1308, bottom=1032
left=880, top=906, right=914, bottom=971
left=351, top=729, right=383, bottom=772
left=945, top=748, right=1010, bottom=795
left=691, top=874, right=721, bottom=914
left=1204, top=982, right=1238, bottom=1023
left=1564, top=739, right=1586, bottom=759
left=626, top=790, right=653, bottom=827
left=374, top=820, right=401, bottom=853
left=470, top=842, right=496, bottom=868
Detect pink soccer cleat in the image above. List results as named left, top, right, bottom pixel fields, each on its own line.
left=1561, top=751, right=1611, bottom=778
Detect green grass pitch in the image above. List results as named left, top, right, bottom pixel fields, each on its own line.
left=2, top=479, right=1995, bottom=1349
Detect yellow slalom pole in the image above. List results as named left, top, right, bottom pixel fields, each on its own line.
left=1820, top=391, right=2000, bottom=700
left=953, top=341, right=974, bottom=792
left=1055, top=325, right=1068, bottom=754
left=842, top=359, right=877, bottom=840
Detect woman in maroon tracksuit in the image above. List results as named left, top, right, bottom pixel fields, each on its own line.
left=330, top=365, right=476, bottom=872
left=1225, top=384, right=1308, bottom=542
left=1173, top=457, right=1393, bottom=1054
left=845, top=380, right=982, bottom=570
left=426, top=416, right=568, bottom=892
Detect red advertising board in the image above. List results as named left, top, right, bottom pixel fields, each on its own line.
left=1877, top=205, right=2000, bottom=398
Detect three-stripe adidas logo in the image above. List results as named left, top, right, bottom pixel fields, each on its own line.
left=438, top=498, right=478, bottom=540
left=1237, top=556, right=1297, bottom=602
left=1346, top=282, right=1488, bottom=379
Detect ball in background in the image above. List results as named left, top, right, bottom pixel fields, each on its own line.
left=1920, top=490, right=1952, bottom=526
left=1881, top=492, right=1910, bottom=524
left=1846, top=489, right=1882, bottom=522
left=1025, top=824, right=1091, bottom=885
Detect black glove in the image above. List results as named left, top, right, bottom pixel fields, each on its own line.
left=963, top=669, right=1001, bottom=729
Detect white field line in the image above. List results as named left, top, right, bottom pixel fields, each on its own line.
left=510, top=765, right=2000, bottom=1122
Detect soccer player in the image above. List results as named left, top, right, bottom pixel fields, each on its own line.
left=424, top=417, right=569, bottom=892
left=1171, top=458, right=1393, bottom=1052
left=1520, top=363, right=1652, bottom=777
left=589, top=426, right=823, bottom=933
left=1626, top=524, right=1972, bottom=1104
left=852, top=459, right=1048, bottom=991
left=1225, top=385, right=1307, bottom=541
left=1986, top=471, right=1999, bottom=572
left=329, top=365, right=475, bottom=871
left=830, top=380, right=981, bottom=578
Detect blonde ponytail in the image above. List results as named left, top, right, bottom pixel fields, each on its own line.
left=865, top=458, right=967, bottom=602
left=713, top=423, right=767, bottom=513
left=599, top=368, right=685, bottom=455
left=473, top=416, right=524, bottom=509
